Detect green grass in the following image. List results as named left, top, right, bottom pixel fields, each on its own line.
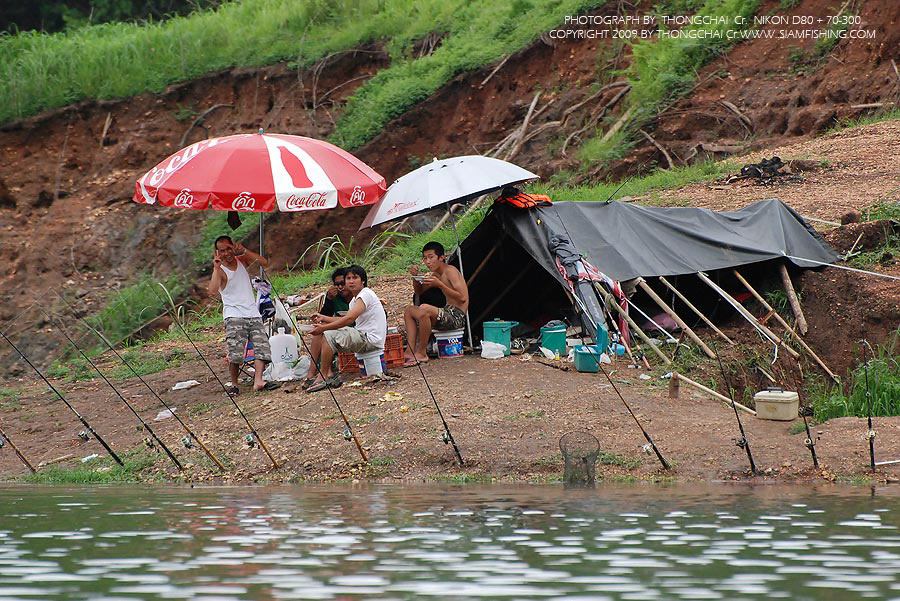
left=866, top=199, right=900, bottom=222
left=847, top=228, right=900, bottom=269
left=0, top=387, right=22, bottom=411
left=532, top=160, right=734, bottom=202
left=85, top=272, right=186, bottom=348
left=109, top=347, right=189, bottom=379
left=809, top=331, right=900, bottom=421
left=598, top=452, right=641, bottom=468
left=578, top=0, right=761, bottom=169
left=430, top=472, right=494, bottom=484
left=505, top=409, right=546, bottom=420
left=187, top=402, right=216, bottom=417
left=827, top=108, right=900, bottom=135
left=1, top=0, right=602, bottom=134
left=23, top=448, right=160, bottom=484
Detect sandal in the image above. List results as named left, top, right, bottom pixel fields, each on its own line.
left=255, top=381, right=281, bottom=392
left=300, top=377, right=316, bottom=390
left=226, top=386, right=239, bottom=396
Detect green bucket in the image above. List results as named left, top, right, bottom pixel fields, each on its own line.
left=540, top=325, right=567, bottom=357
left=482, top=320, right=518, bottom=356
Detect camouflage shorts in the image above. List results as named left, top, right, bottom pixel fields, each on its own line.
left=435, top=305, right=466, bottom=331
left=323, top=326, right=381, bottom=354
left=224, top=317, right=271, bottom=363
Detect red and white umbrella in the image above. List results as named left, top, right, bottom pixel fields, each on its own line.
left=134, top=132, right=386, bottom=212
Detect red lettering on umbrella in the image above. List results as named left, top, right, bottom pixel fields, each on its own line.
left=279, top=147, right=313, bottom=189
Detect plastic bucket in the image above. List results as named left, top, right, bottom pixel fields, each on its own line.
left=573, top=345, right=603, bottom=373
left=540, top=325, right=567, bottom=357
left=482, top=320, right=518, bottom=356
left=435, top=329, right=464, bottom=358
left=356, top=349, right=386, bottom=376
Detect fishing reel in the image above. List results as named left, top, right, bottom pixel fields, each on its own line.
left=245, top=434, right=258, bottom=448
left=803, top=437, right=818, bottom=451
left=641, top=443, right=653, bottom=455
left=143, top=437, right=157, bottom=452
left=734, top=437, right=747, bottom=450
left=866, top=429, right=877, bottom=441
left=181, top=436, right=193, bottom=449
left=440, top=431, right=451, bottom=445
left=0, top=437, right=4, bottom=449
left=78, top=430, right=90, bottom=441
left=342, top=429, right=353, bottom=442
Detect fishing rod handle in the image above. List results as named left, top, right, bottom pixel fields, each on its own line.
left=0, top=426, right=36, bottom=473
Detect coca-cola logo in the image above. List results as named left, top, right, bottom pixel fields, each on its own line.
left=387, top=201, right=417, bottom=216
left=348, top=186, right=367, bottom=205
left=173, top=188, right=194, bottom=208
left=284, top=191, right=329, bottom=210
left=232, top=192, right=256, bottom=211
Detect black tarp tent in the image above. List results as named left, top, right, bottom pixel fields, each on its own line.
left=455, top=198, right=839, bottom=339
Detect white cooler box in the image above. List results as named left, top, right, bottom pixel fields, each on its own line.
left=754, top=388, right=799, bottom=421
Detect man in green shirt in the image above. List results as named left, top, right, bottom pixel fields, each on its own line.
left=320, top=267, right=353, bottom=317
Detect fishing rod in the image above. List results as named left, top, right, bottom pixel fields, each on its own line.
left=397, top=329, right=464, bottom=466
left=0, top=422, right=36, bottom=473
left=42, top=308, right=183, bottom=471
left=779, top=360, right=819, bottom=469
left=571, top=317, right=671, bottom=471
left=55, top=293, right=225, bottom=471
left=147, top=282, right=279, bottom=469
left=263, top=275, right=368, bottom=464
left=713, top=344, right=759, bottom=475
left=862, top=339, right=876, bottom=472
left=0, top=328, right=124, bottom=466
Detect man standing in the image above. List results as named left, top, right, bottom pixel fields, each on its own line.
left=403, top=241, right=468, bottom=365
left=305, top=265, right=386, bottom=392
left=208, top=235, right=275, bottom=393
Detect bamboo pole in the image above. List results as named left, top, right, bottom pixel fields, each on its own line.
left=466, top=241, right=501, bottom=286
left=674, top=372, right=757, bottom=416
left=0, top=423, right=36, bottom=473
left=732, top=269, right=839, bottom=383
left=594, top=283, right=671, bottom=365
left=638, top=279, right=715, bottom=358
left=778, top=263, right=809, bottom=335
left=658, top=276, right=734, bottom=344
left=696, top=271, right=801, bottom=359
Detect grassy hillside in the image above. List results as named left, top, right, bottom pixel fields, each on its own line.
left=0, top=0, right=601, bottom=135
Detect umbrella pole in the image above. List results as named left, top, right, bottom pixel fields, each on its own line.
left=447, top=207, right=475, bottom=349
left=258, top=214, right=265, bottom=277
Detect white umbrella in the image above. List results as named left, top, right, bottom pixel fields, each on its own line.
left=359, top=156, right=539, bottom=346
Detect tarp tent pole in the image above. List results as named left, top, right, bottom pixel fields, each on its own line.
left=732, top=269, right=838, bottom=382
left=595, top=283, right=671, bottom=365
left=447, top=207, right=475, bottom=348
left=658, top=276, right=734, bottom=344
left=696, top=271, right=800, bottom=360
left=637, top=278, right=715, bottom=359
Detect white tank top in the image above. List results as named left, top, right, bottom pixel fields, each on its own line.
left=219, top=261, right=260, bottom=320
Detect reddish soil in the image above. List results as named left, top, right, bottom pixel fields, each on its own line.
left=2, top=1, right=900, bottom=483
left=2, top=273, right=900, bottom=485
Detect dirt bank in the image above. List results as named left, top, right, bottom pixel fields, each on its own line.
left=2, top=273, right=899, bottom=485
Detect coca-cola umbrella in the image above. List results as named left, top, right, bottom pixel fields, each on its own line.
left=134, top=131, right=386, bottom=253
left=359, top=155, right=539, bottom=346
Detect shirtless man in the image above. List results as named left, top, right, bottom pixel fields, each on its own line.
left=402, top=241, right=469, bottom=365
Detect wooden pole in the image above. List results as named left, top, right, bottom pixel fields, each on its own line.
left=0, top=423, right=36, bottom=473
left=675, top=372, right=757, bottom=416
left=658, top=275, right=734, bottom=344
left=732, top=269, right=839, bottom=383
left=696, top=271, right=801, bottom=359
left=594, top=283, right=671, bottom=365
left=669, top=370, right=681, bottom=398
left=466, top=241, right=501, bottom=286
left=778, top=263, right=809, bottom=335
left=638, top=279, right=715, bottom=358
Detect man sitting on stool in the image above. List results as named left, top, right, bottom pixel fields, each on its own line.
left=403, top=241, right=469, bottom=366
left=305, top=265, right=386, bottom=392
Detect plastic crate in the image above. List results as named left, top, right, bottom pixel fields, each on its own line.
left=384, top=333, right=404, bottom=368
left=338, top=333, right=403, bottom=373
left=338, top=352, right=359, bottom=373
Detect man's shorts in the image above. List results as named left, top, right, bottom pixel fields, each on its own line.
left=323, top=326, right=381, bottom=354
left=435, top=305, right=466, bottom=330
left=225, top=317, right=272, bottom=363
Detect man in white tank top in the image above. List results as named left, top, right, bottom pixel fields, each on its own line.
left=208, top=235, right=275, bottom=393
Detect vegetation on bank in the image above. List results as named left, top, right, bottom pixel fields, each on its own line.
left=578, top=0, right=762, bottom=167
left=0, top=0, right=601, bottom=133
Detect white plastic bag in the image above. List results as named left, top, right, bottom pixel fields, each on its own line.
left=481, top=341, right=506, bottom=359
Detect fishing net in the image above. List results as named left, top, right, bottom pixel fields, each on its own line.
left=559, top=430, right=600, bottom=486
